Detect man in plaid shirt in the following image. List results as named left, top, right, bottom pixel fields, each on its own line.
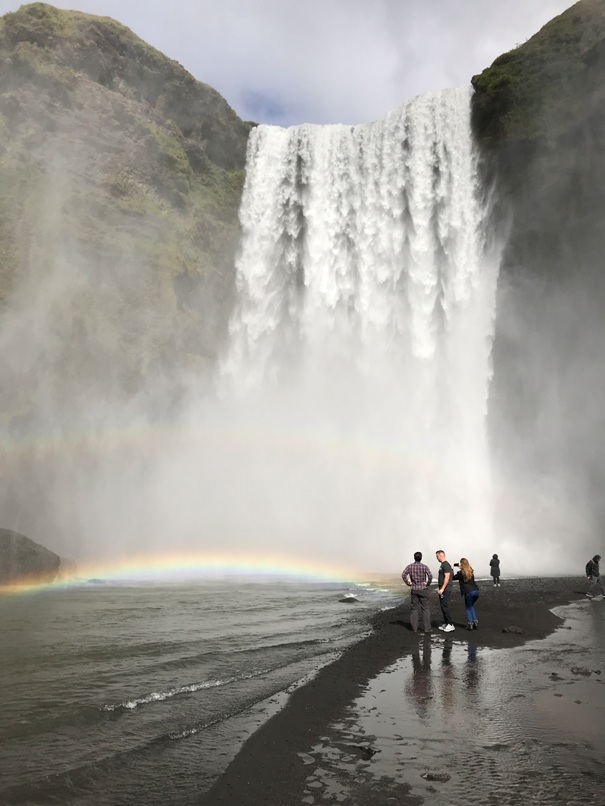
left=402, top=551, right=433, bottom=633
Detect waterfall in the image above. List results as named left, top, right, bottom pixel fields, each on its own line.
left=220, top=86, right=500, bottom=567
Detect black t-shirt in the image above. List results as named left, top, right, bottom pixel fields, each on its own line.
left=438, top=561, right=453, bottom=589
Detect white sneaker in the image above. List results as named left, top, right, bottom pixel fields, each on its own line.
left=438, top=624, right=447, bottom=630
left=442, top=623, right=455, bottom=632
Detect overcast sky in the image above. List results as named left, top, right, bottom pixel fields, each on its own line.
left=0, top=0, right=577, bottom=126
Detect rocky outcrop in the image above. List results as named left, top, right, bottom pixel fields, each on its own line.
left=0, top=528, right=61, bottom=584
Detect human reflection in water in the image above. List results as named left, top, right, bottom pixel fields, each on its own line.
left=405, top=635, right=433, bottom=719
left=440, top=638, right=455, bottom=718
left=464, top=643, right=480, bottom=692
left=441, top=638, right=453, bottom=667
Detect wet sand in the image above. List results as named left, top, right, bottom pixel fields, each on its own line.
left=200, top=578, right=604, bottom=805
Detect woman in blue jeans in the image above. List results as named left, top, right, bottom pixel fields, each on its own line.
left=453, top=558, right=480, bottom=630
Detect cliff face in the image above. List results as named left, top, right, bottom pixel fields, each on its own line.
left=472, top=0, right=605, bottom=534
left=0, top=2, right=252, bottom=421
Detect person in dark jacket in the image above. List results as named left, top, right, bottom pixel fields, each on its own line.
left=585, top=554, right=604, bottom=598
left=489, top=554, right=501, bottom=587
left=453, top=558, right=480, bottom=630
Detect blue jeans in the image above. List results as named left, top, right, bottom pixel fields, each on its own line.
left=464, top=589, right=480, bottom=622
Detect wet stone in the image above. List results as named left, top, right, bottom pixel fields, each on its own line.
left=422, top=772, right=451, bottom=782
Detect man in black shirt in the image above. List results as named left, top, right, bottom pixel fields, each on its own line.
left=435, top=550, right=455, bottom=632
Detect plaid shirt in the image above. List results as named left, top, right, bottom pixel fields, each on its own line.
left=402, top=561, right=433, bottom=591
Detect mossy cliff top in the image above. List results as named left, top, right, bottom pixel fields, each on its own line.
left=471, top=0, right=605, bottom=155
left=470, top=0, right=605, bottom=270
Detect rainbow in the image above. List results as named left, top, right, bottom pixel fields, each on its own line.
left=0, top=418, right=438, bottom=476
left=0, top=550, right=368, bottom=596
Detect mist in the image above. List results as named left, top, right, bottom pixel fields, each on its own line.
left=0, top=87, right=493, bottom=576
left=489, top=259, right=605, bottom=575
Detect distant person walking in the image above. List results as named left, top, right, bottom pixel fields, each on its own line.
left=489, top=554, right=501, bottom=587
left=585, top=554, right=605, bottom=598
left=402, top=552, right=433, bottom=633
left=435, top=550, right=455, bottom=632
left=453, top=558, right=480, bottom=630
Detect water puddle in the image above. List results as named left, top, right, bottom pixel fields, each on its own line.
left=299, top=601, right=605, bottom=805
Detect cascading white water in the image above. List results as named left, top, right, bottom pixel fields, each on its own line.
left=220, top=86, right=500, bottom=568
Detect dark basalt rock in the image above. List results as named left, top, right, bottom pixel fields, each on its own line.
left=0, top=528, right=61, bottom=584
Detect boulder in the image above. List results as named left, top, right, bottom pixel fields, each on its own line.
left=0, top=528, right=61, bottom=585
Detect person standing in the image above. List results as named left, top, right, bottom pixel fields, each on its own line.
left=453, top=558, right=480, bottom=630
left=435, top=549, right=455, bottom=632
left=489, top=554, right=501, bottom=587
left=402, top=551, right=433, bottom=633
left=585, top=554, right=605, bottom=598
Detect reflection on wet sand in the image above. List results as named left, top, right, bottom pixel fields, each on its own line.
left=464, top=642, right=479, bottom=691
left=440, top=638, right=455, bottom=719
left=299, top=602, right=605, bottom=805
left=406, top=636, right=432, bottom=719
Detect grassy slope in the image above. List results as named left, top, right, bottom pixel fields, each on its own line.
left=0, top=3, right=252, bottom=418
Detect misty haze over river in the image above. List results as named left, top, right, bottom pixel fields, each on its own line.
left=0, top=85, right=598, bottom=577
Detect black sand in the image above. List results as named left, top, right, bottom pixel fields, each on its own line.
left=199, top=577, right=593, bottom=805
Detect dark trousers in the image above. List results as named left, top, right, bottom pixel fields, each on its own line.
left=439, top=587, right=453, bottom=625
left=588, top=575, right=605, bottom=596
left=410, top=588, right=431, bottom=632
